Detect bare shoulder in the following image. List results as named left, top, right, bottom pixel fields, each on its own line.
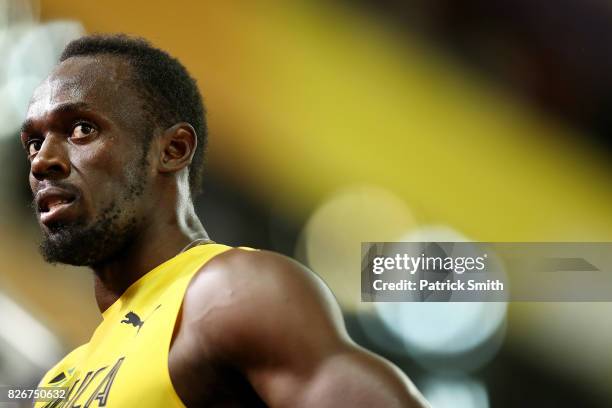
left=179, top=248, right=430, bottom=407
left=181, top=248, right=349, bottom=364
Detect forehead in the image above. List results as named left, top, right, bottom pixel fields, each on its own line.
left=26, top=55, right=141, bottom=124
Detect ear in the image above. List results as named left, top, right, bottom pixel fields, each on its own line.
left=157, top=123, right=197, bottom=174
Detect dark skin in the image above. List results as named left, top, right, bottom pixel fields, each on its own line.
left=21, top=55, right=430, bottom=407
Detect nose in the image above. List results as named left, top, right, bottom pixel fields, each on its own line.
left=30, top=134, right=70, bottom=181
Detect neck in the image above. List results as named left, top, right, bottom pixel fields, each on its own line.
left=92, top=198, right=208, bottom=314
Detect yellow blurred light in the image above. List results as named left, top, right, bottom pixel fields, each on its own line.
left=298, top=184, right=417, bottom=308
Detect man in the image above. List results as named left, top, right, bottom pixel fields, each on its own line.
left=21, top=34, right=429, bottom=407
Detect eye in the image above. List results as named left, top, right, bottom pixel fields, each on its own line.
left=71, top=122, right=97, bottom=139
left=26, top=139, right=42, bottom=156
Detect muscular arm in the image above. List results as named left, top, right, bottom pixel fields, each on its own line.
left=182, top=248, right=429, bottom=407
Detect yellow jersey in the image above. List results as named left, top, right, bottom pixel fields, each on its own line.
left=35, top=243, right=236, bottom=407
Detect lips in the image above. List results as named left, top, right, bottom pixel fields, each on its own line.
left=35, top=187, right=79, bottom=226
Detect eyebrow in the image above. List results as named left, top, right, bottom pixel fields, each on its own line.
left=20, top=102, right=92, bottom=134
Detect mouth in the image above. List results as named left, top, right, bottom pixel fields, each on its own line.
left=36, top=188, right=79, bottom=227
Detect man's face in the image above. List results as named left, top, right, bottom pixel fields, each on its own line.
left=21, top=55, right=155, bottom=266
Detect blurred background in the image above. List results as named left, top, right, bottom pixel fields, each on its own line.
left=1, top=0, right=612, bottom=406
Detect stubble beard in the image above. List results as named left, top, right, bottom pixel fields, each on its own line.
left=38, top=160, right=148, bottom=267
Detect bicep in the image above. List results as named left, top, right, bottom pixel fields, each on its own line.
left=253, top=345, right=429, bottom=408
left=188, top=249, right=427, bottom=407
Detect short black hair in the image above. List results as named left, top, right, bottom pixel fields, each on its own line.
left=59, top=33, right=207, bottom=196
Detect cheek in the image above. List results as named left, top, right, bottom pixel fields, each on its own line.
left=71, top=140, right=141, bottom=210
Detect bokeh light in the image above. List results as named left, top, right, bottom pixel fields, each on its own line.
left=297, top=184, right=418, bottom=307
left=420, top=375, right=489, bottom=408
left=371, top=226, right=507, bottom=372
left=0, top=5, right=83, bottom=139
